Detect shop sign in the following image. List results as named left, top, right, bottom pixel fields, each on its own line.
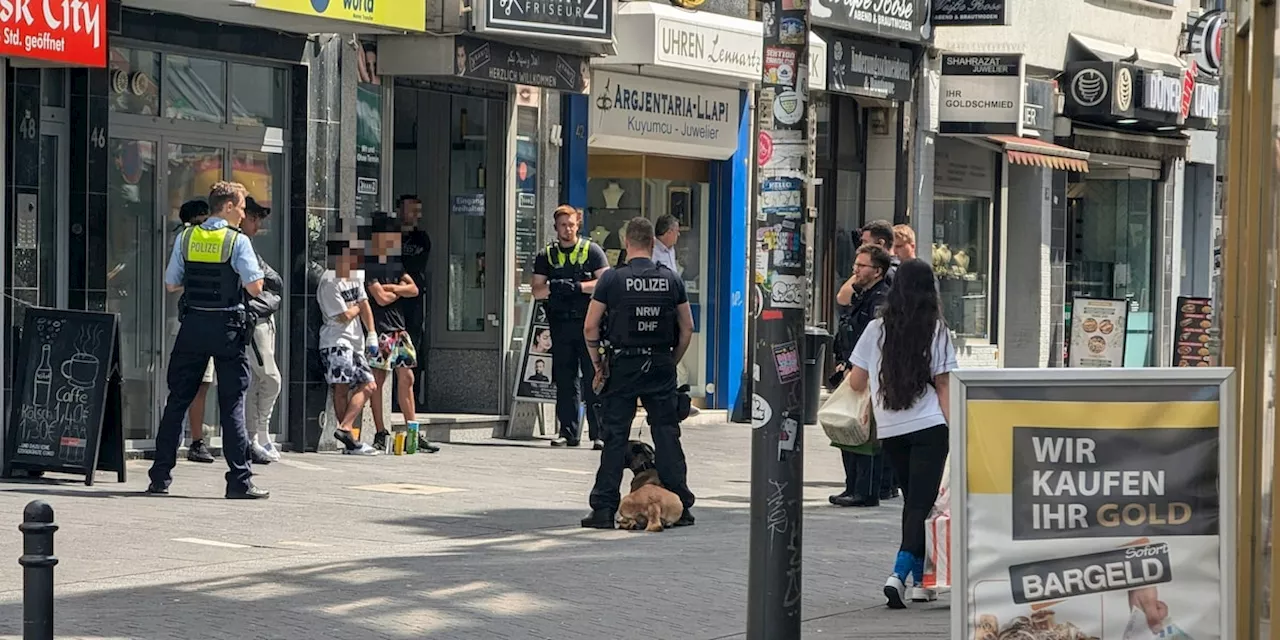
left=0, top=0, right=105, bottom=67
left=1188, top=10, right=1224, bottom=78
left=811, top=0, right=929, bottom=43
left=1022, top=78, right=1055, bottom=133
left=251, top=0, right=425, bottom=32
left=355, top=83, right=382, bottom=215
left=1173, top=296, right=1217, bottom=367
left=512, top=301, right=556, bottom=404
left=1063, top=61, right=1137, bottom=120
left=589, top=70, right=740, bottom=160
left=1067, top=296, right=1127, bottom=368
left=1187, top=81, right=1219, bottom=127
left=951, top=368, right=1235, bottom=640
left=828, top=38, right=913, bottom=102
left=939, top=53, right=1023, bottom=136
left=476, top=0, right=611, bottom=41
left=931, top=0, right=1008, bottom=26
left=454, top=36, right=588, bottom=93
left=655, top=18, right=762, bottom=83
left=1140, top=71, right=1184, bottom=115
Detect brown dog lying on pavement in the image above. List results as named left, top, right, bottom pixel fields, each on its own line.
left=617, top=440, right=683, bottom=532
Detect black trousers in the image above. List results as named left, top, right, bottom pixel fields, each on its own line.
left=589, top=353, right=694, bottom=512
left=549, top=317, right=600, bottom=442
left=149, top=310, right=254, bottom=492
left=842, top=450, right=898, bottom=496
left=881, top=425, right=949, bottom=558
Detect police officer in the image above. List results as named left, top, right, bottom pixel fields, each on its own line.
left=532, top=204, right=609, bottom=449
left=146, top=181, right=268, bottom=500
left=580, top=217, right=695, bottom=529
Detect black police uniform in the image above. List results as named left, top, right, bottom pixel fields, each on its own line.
left=148, top=221, right=261, bottom=498
left=586, top=257, right=695, bottom=520
left=533, top=238, right=608, bottom=444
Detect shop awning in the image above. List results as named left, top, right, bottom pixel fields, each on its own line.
left=1069, top=126, right=1189, bottom=162
left=1068, top=33, right=1185, bottom=75
left=987, top=135, right=1091, bottom=172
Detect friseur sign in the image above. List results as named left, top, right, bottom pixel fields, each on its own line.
left=454, top=36, right=589, bottom=93
left=475, top=0, right=612, bottom=41
left=811, top=0, right=930, bottom=43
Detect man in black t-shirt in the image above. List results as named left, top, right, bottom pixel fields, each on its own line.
left=398, top=195, right=431, bottom=406
left=532, top=205, right=610, bottom=448
left=367, top=211, right=439, bottom=453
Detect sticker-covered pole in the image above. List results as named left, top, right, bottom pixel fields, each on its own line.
left=746, top=0, right=811, bottom=634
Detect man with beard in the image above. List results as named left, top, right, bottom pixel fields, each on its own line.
left=830, top=244, right=894, bottom=507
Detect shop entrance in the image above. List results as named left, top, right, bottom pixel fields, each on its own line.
left=391, top=80, right=508, bottom=413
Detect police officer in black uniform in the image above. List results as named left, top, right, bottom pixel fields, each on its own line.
left=532, top=204, right=609, bottom=448
left=581, top=217, right=696, bottom=528
left=146, top=181, right=268, bottom=500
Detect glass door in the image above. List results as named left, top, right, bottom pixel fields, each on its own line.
left=107, top=136, right=161, bottom=441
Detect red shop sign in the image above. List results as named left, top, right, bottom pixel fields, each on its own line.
left=0, top=0, right=106, bottom=67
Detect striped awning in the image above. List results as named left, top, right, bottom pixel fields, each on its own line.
left=987, top=135, right=1091, bottom=173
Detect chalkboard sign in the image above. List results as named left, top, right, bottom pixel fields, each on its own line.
left=512, top=301, right=557, bottom=404
left=2, top=308, right=126, bottom=485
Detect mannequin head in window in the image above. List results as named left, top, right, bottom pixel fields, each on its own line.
left=240, top=197, right=271, bottom=238
left=553, top=204, right=583, bottom=247
left=892, top=224, right=917, bottom=261
left=396, top=195, right=422, bottom=230
left=655, top=214, right=680, bottom=250
left=859, top=219, right=893, bottom=252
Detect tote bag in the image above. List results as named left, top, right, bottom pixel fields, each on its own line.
left=817, top=379, right=872, bottom=448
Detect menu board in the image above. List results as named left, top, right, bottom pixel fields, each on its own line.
left=2, top=308, right=126, bottom=485
left=1067, top=296, right=1128, bottom=368
left=1173, top=296, right=1217, bottom=367
left=512, top=300, right=556, bottom=404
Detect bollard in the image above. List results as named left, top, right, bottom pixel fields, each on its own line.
left=18, top=500, right=57, bottom=640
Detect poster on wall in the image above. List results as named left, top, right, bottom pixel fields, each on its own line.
left=355, top=82, right=382, bottom=215
left=512, top=300, right=556, bottom=404
left=951, top=369, right=1235, bottom=640
left=1173, top=296, right=1217, bottom=367
left=1067, top=296, right=1128, bottom=368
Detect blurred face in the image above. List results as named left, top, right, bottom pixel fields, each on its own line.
left=372, top=231, right=400, bottom=264
left=335, top=248, right=359, bottom=277
left=852, top=252, right=883, bottom=290
left=241, top=214, right=265, bottom=237
left=660, top=226, right=680, bottom=248
left=892, top=238, right=915, bottom=261
left=399, top=199, right=422, bottom=228
left=554, top=213, right=580, bottom=244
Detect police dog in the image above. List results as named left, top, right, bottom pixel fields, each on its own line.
left=617, top=440, right=683, bottom=532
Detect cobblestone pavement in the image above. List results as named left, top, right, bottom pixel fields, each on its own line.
left=0, top=422, right=949, bottom=639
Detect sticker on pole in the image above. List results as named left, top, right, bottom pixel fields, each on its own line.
left=751, top=393, right=773, bottom=428
left=758, top=131, right=774, bottom=167
left=774, top=89, right=803, bottom=125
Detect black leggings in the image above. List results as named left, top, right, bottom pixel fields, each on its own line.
left=881, top=425, right=949, bottom=558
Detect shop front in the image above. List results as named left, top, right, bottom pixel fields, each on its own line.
left=581, top=0, right=826, bottom=409
left=376, top=0, right=606, bottom=421
left=1059, top=53, right=1196, bottom=368
left=808, top=0, right=928, bottom=363
left=0, top=0, right=109, bottom=448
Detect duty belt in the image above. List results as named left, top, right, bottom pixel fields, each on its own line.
left=613, top=347, right=672, bottom=357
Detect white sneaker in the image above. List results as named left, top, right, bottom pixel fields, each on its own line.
left=884, top=574, right=907, bottom=609
left=910, top=586, right=937, bottom=602
left=343, top=443, right=380, bottom=456
left=261, top=441, right=281, bottom=462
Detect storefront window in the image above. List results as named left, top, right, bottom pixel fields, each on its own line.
left=230, top=63, right=286, bottom=127
left=512, top=103, right=540, bottom=341
left=586, top=155, right=709, bottom=393
left=1066, top=178, right=1156, bottom=366
left=934, top=196, right=991, bottom=339
left=447, top=95, right=488, bottom=332
left=163, top=55, right=226, bottom=123
left=109, top=47, right=160, bottom=116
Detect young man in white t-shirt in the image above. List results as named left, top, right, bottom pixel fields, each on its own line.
left=316, top=242, right=380, bottom=455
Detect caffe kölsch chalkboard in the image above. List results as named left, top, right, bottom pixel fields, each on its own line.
left=2, top=308, right=126, bottom=485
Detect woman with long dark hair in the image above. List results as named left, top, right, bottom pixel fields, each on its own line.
left=846, top=258, right=956, bottom=609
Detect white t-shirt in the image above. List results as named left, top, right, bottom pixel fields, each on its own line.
left=317, top=270, right=366, bottom=351
left=849, top=318, right=958, bottom=439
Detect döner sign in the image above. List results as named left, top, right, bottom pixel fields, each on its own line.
left=0, top=0, right=104, bottom=67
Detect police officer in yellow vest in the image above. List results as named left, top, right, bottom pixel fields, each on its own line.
left=146, top=181, right=269, bottom=500
left=532, top=205, right=610, bottom=448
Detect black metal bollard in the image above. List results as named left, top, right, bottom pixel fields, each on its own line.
left=18, top=500, right=57, bottom=640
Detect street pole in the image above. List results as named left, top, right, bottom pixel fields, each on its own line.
left=746, top=0, right=811, bottom=633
